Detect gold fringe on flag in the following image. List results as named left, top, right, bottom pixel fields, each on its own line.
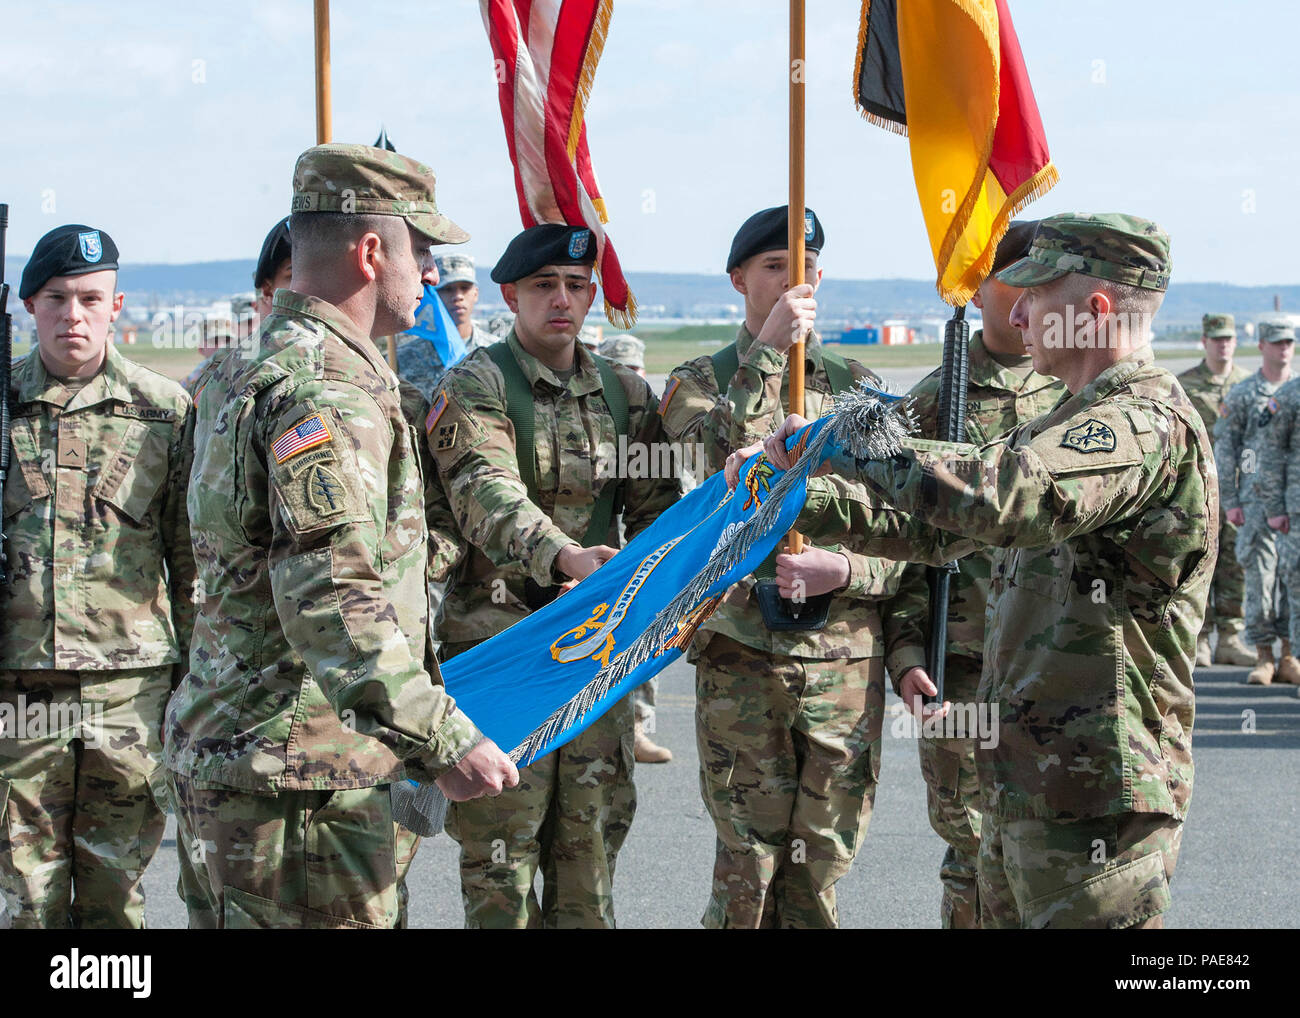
left=566, top=0, right=614, bottom=208
left=603, top=288, right=638, bottom=330
left=852, top=0, right=908, bottom=136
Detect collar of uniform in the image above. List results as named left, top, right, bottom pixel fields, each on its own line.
left=15, top=342, right=134, bottom=411
left=270, top=289, right=394, bottom=381
left=504, top=329, right=603, bottom=397
left=734, top=322, right=823, bottom=374
left=1068, top=345, right=1157, bottom=409
left=1194, top=358, right=1237, bottom=386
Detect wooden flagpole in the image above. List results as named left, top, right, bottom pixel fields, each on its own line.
left=314, top=0, right=400, bottom=371
left=787, top=0, right=806, bottom=555
left=314, top=0, right=331, bottom=144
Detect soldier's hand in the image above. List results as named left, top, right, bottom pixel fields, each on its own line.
left=775, top=548, right=850, bottom=598
left=763, top=414, right=812, bottom=469
left=898, top=666, right=950, bottom=721
left=755, top=284, right=816, bottom=353
left=724, top=441, right=766, bottom=489
left=435, top=739, right=519, bottom=801
left=1268, top=514, right=1290, bottom=533
left=556, top=543, right=618, bottom=582
left=1226, top=507, right=1246, bottom=526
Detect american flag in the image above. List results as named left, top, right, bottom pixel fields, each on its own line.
left=272, top=413, right=331, bottom=464
left=480, top=0, right=636, bottom=326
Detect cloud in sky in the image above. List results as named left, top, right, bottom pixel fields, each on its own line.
left=2, top=0, right=1297, bottom=285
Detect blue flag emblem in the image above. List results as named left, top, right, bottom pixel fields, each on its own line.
left=404, top=283, right=467, bottom=371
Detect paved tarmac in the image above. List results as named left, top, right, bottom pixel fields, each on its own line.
left=143, top=653, right=1300, bottom=929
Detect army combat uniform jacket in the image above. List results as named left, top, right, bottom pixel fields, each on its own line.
left=882, top=331, right=1064, bottom=697
left=427, top=331, right=680, bottom=644
left=2, top=345, right=196, bottom=672
left=1176, top=360, right=1248, bottom=442
left=658, top=325, right=906, bottom=660
left=164, top=290, right=479, bottom=792
left=834, top=349, right=1214, bottom=821
left=1214, top=368, right=1285, bottom=512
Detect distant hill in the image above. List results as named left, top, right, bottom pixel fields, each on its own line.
left=6, top=257, right=1299, bottom=332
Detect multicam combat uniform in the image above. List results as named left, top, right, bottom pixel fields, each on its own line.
left=1215, top=368, right=1290, bottom=652
left=839, top=348, right=1213, bottom=927
left=659, top=325, right=906, bottom=929
left=881, top=330, right=1062, bottom=928
left=1176, top=357, right=1249, bottom=654
left=163, top=290, right=481, bottom=929
left=427, top=330, right=679, bottom=929
left=0, top=345, right=196, bottom=928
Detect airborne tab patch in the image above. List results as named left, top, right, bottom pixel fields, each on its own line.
left=1060, top=419, right=1117, bottom=453
left=272, top=412, right=332, bottom=464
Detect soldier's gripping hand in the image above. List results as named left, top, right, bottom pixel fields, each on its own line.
left=436, top=738, right=520, bottom=801
left=1268, top=514, right=1290, bottom=533
left=755, top=283, right=817, bottom=354
left=724, top=413, right=830, bottom=488
left=556, top=542, right=618, bottom=582
left=897, top=666, right=951, bottom=721
left=775, top=548, right=850, bottom=598
left=1226, top=507, right=1246, bottom=526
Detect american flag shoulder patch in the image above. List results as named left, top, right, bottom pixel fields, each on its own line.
left=272, top=411, right=333, bottom=464
left=659, top=376, right=681, bottom=414
left=425, top=390, right=449, bottom=435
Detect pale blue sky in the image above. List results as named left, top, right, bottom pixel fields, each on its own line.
left=2, top=0, right=1297, bottom=284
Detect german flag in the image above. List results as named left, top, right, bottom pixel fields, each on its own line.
left=854, top=0, right=1058, bottom=305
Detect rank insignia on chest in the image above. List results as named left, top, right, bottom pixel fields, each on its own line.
left=435, top=422, right=458, bottom=451
left=1267, top=397, right=1280, bottom=415
left=425, top=390, right=448, bottom=435
left=1060, top=418, right=1117, bottom=453
left=272, top=411, right=332, bottom=464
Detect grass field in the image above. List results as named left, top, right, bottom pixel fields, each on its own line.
left=10, top=333, right=1260, bottom=384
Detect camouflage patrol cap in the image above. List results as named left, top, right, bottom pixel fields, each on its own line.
left=598, top=334, right=645, bottom=370
left=291, top=143, right=469, bottom=245
left=1259, top=319, right=1297, bottom=344
left=1202, top=313, right=1235, bottom=339
left=435, top=254, right=477, bottom=289
left=578, top=324, right=602, bottom=350
left=996, top=213, right=1171, bottom=292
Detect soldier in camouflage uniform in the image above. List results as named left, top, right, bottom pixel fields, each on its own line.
left=1214, top=319, right=1296, bottom=684
left=427, top=224, right=679, bottom=929
left=881, top=220, right=1064, bottom=929
left=1255, top=319, right=1300, bottom=689
left=746, top=214, right=1212, bottom=928
left=0, top=224, right=196, bottom=928
left=1177, top=314, right=1253, bottom=667
left=163, top=144, right=517, bottom=929
left=658, top=206, right=907, bottom=929
left=181, top=317, right=238, bottom=398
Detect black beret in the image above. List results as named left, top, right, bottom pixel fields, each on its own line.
left=990, top=219, right=1039, bottom=276
left=491, top=224, right=596, bottom=284
left=19, top=224, right=119, bottom=300
left=726, top=206, right=824, bottom=273
left=254, top=216, right=292, bottom=290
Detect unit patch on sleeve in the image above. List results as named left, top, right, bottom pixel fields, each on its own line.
left=1060, top=419, right=1117, bottom=453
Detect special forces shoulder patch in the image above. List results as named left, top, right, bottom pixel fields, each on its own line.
left=272, top=411, right=332, bottom=464
left=305, top=463, right=347, bottom=517
left=1060, top=418, right=1117, bottom=453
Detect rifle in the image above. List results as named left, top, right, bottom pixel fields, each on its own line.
left=923, top=304, right=970, bottom=705
left=1, top=204, right=12, bottom=587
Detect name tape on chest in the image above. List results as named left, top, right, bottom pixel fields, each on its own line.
left=272, top=411, right=333, bottom=464
left=113, top=403, right=178, bottom=422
